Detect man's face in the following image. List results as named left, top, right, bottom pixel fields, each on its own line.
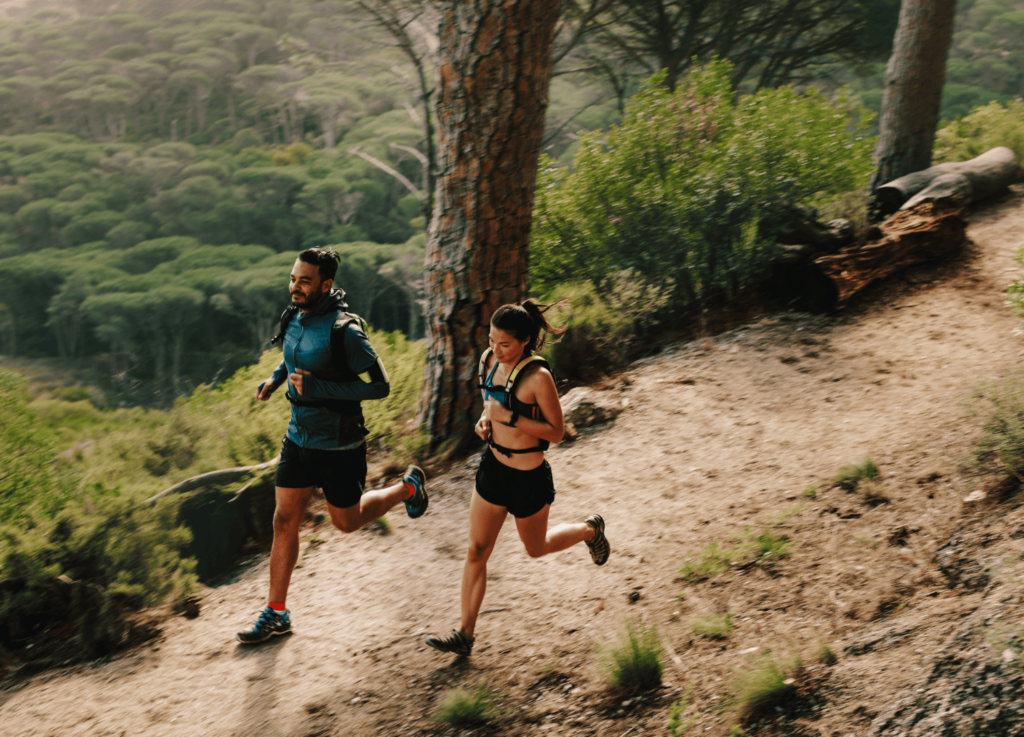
left=290, top=259, right=332, bottom=310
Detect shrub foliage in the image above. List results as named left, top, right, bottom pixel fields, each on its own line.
left=532, top=62, right=874, bottom=319
left=934, top=99, right=1024, bottom=166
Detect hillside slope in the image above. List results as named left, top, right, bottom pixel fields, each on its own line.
left=2, top=187, right=1024, bottom=736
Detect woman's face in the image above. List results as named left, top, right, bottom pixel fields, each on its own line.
left=489, top=326, right=529, bottom=365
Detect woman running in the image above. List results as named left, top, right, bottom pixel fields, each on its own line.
left=425, top=300, right=610, bottom=657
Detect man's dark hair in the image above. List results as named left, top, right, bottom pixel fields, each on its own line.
left=298, top=247, right=340, bottom=281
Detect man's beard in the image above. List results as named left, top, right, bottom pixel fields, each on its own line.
left=292, top=289, right=324, bottom=308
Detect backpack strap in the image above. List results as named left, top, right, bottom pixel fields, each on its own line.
left=330, top=311, right=390, bottom=383
left=477, top=348, right=495, bottom=391
left=504, top=355, right=549, bottom=397
left=270, top=305, right=299, bottom=346
left=329, top=311, right=368, bottom=368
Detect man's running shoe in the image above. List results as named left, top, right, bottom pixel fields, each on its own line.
left=236, top=607, right=291, bottom=644
left=585, top=514, right=610, bottom=566
left=425, top=629, right=474, bottom=657
left=403, top=465, right=429, bottom=518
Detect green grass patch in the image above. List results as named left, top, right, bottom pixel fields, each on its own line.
left=768, top=505, right=802, bottom=526
left=603, top=618, right=665, bottom=690
left=432, top=685, right=500, bottom=726
left=679, top=541, right=734, bottom=582
left=802, top=485, right=818, bottom=499
left=969, top=371, right=1024, bottom=479
left=748, top=529, right=792, bottom=567
left=680, top=528, right=793, bottom=583
left=858, top=479, right=890, bottom=505
left=816, top=639, right=838, bottom=666
left=853, top=535, right=878, bottom=549
left=693, top=612, right=734, bottom=639
left=833, top=457, right=879, bottom=491
left=667, top=682, right=697, bottom=735
left=730, top=650, right=802, bottom=718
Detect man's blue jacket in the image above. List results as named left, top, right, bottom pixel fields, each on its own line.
left=269, top=289, right=389, bottom=449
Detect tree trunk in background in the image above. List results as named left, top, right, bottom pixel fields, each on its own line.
left=869, top=0, right=957, bottom=194
left=419, top=0, right=560, bottom=452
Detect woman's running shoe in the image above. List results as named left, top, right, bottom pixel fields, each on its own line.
left=403, top=465, right=429, bottom=518
left=237, top=606, right=291, bottom=644
left=425, top=629, right=474, bottom=656
left=585, top=514, right=610, bottom=565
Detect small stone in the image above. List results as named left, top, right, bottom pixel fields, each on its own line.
left=351, top=697, right=360, bottom=705
left=739, top=646, right=760, bottom=655
left=1002, top=649, right=1018, bottom=663
left=963, top=489, right=987, bottom=505
left=627, top=591, right=641, bottom=604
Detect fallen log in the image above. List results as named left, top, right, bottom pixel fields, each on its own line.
left=874, top=146, right=1023, bottom=217
left=143, top=456, right=279, bottom=505
left=812, top=200, right=966, bottom=305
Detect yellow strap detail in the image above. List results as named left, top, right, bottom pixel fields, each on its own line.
left=506, top=355, right=546, bottom=389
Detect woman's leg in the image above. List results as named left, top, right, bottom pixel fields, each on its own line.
left=460, top=491, right=509, bottom=638
left=515, top=504, right=594, bottom=559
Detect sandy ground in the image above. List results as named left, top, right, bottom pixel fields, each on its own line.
left=3, top=185, right=1024, bottom=737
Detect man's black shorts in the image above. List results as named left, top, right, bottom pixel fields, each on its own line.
left=475, top=449, right=555, bottom=519
left=276, top=437, right=366, bottom=509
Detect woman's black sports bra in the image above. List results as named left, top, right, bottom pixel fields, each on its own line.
left=482, top=360, right=541, bottom=419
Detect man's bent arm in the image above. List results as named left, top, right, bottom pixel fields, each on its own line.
left=270, top=360, right=288, bottom=388
left=301, top=325, right=390, bottom=401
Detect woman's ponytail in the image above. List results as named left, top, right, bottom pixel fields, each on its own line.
left=491, top=298, right=567, bottom=354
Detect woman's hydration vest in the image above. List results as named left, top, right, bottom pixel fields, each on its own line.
left=477, top=348, right=552, bottom=457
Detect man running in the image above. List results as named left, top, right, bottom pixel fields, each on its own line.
left=237, top=247, right=428, bottom=644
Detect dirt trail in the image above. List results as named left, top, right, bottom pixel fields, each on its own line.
left=3, top=187, right=1024, bottom=737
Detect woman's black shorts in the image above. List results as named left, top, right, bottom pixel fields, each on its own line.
left=475, top=449, right=555, bottom=519
left=275, top=437, right=366, bottom=509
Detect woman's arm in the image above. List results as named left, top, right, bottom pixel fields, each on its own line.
left=486, top=367, right=563, bottom=444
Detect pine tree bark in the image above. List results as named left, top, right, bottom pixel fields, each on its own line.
left=869, top=0, right=957, bottom=194
left=419, top=0, right=560, bottom=452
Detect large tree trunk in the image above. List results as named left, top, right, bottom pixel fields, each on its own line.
left=869, top=0, right=957, bottom=194
left=419, top=0, right=561, bottom=452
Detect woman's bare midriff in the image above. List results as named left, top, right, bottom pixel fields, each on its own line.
left=488, top=422, right=546, bottom=470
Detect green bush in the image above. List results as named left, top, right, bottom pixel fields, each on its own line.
left=603, top=618, right=665, bottom=690
left=0, top=495, right=197, bottom=605
left=540, top=276, right=668, bottom=382
left=0, top=370, right=76, bottom=523
left=532, top=61, right=874, bottom=316
left=432, top=685, right=500, bottom=726
left=969, top=371, right=1024, bottom=478
left=934, top=99, right=1024, bottom=166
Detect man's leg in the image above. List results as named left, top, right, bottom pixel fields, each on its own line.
left=268, top=486, right=314, bottom=604
left=237, top=485, right=312, bottom=644
left=327, top=479, right=411, bottom=533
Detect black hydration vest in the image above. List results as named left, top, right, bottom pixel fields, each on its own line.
left=271, top=304, right=370, bottom=425
left=477, top=348, right=553, bottom=456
